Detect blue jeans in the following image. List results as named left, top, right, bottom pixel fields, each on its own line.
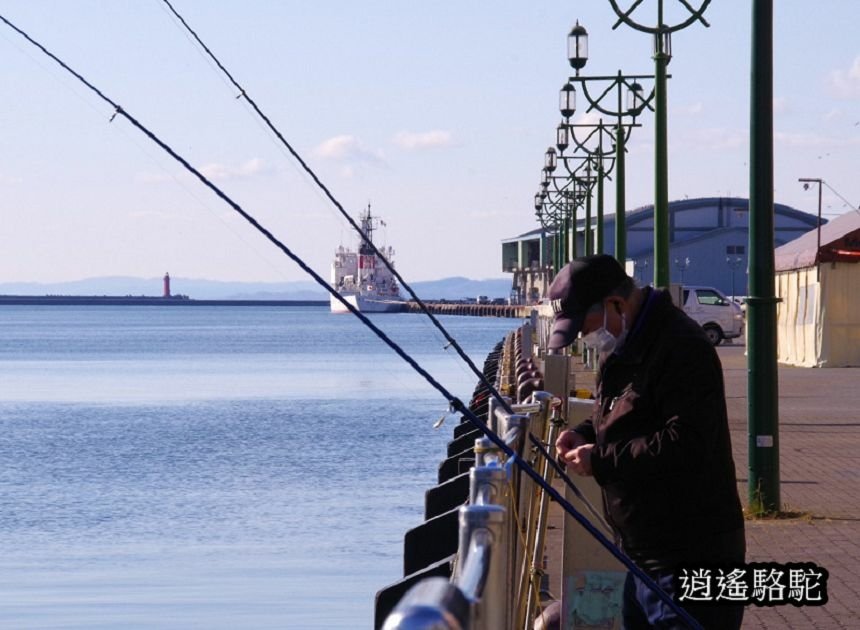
left=622, top=570, right=744, bottom=630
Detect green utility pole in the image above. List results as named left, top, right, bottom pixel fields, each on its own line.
left=653, top=23, right=670, bottom=288
left=615, top=122, right=626, bottom=264
left=748, top=0, right=780, bottom=513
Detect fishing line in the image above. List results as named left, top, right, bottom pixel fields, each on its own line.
left=528, top=434, right=613, bottom=535
left=158, top=0, right=515, bottom=417
left=0, top=15, right=701, bottom=629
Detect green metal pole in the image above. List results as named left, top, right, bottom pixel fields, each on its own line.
left=615, top=122, right=627, bottom=264
left=549, top=226, right=555, bottom=275
left=563, top=209, right=570, bottom=263
left=596, top=157, right=605, bottom=255
left=571, top=201, right=578, bottom=259
left=585, top=183, right=593, bottom=256
left=540, top=230, right=547, bottom=271
left=653, top=34, right=670, bottom=288
left=748, top=0, right=780, bottom=514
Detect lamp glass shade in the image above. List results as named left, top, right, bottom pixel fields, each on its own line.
left=556, top=123, right=569, bottom=152
left=627, top=82, right=644, bottom=113
left=567, top=21, right=588, bottom=70
left=653, top=31, right=672, bottom=62
left=559, top=82, right=576, bottom=119
left=544, top=147, right=557, bottom=172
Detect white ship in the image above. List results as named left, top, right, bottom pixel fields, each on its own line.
left=330, top=206, right=405, bottom=313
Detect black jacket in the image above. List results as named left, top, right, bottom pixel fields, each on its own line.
left=574, top=288, right=745, bottom=571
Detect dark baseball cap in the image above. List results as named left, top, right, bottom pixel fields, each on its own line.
left=547, top=254, right=629, bottom=350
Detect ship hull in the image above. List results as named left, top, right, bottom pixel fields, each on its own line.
left=330, top=293, right=405, bottom=314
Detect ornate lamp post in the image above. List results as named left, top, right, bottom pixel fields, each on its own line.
left=555, top=124, right=616, bottom=256
left=556, top=20, right=654, bottom=262
left=536, top=173, right=574, bottom=274
left=549, top=158, right=597, bottom=257
left=540, top=161, right=590, bottom=265
left=608, top=0, right=711, bottom=288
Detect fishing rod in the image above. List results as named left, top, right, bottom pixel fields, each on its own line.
left=158, top=0, right=515, bottom=418
left=0, top=15, right=701, bottom=629
left=158, top=0, right=621, bottom=552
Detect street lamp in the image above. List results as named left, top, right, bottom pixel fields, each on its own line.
left=568, top=21, right=588, bottom=74
left=674, top=256, right=690, bottom=284
left=547, top=158, right=598, bottom=257
left=556, top=122, right=615, bottom=256
left=798, top=177, right=824, bottom=279
left=559, top=82, right=576, bottom=119
left=544, top=147, right=557, bottom=173
left=628, top=81, right=645, bottom=111
left=635, top=259, right=649, bottom=285
left=556, top=122, right=569, bottom=153
left=726, top=256, right=744, bottom=299
left=608, top=0, right=711, bottom=288
left=541, top=170, right=584, bottom=265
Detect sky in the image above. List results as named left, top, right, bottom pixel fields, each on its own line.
left=0, top=1, right=858, bottom=284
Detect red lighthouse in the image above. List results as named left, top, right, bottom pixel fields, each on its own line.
left=163, top=273, right=171, bottom=298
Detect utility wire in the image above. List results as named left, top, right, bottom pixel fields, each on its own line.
left=159, top=0, right=515, bottom=417
left=822, top=181, right=860, bottom=215
left=0, top=14, right=700, bottom=628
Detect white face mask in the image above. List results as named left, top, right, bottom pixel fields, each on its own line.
left=582, top=305, right=627, bottom=354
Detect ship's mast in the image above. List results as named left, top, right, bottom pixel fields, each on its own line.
left=358, top=204, right=376, bottom=256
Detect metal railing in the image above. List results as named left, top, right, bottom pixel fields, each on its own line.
left=382, top=325, right=562, bottom=630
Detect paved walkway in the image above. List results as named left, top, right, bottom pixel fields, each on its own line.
left=719, top=343, right=860, bottom=629
left=553, top=342, right=860, bottom=629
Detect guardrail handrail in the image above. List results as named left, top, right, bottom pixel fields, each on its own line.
left=382, top=326, right=561, bottom=630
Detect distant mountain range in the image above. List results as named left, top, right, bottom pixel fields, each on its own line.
left=0, top=276, right=513, bottom=301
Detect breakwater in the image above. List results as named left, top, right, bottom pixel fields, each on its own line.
left=404, top=302, right=534, bottom=318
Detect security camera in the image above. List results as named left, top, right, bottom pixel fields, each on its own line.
left=803, top=183, right=810, bottom=190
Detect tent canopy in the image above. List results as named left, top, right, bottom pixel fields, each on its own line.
left=775, top=211, right=860, bottom=271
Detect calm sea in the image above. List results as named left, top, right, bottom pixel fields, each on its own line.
left=0, top=305, right=518, bottom=629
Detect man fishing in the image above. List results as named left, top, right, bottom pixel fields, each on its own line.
left=551, top=254, right=745, bottom=630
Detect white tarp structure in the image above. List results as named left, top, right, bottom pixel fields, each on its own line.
left=774, top=211, right=860, bottom=367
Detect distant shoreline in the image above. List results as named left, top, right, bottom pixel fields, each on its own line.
left=0, top=295, right=327, bottom=307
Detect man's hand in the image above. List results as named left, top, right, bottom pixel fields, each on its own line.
left=564, top=444, right=594, bottom=476
left=555, top=429, right=587, bottom=462
left=556, top=429, right=595, bottom=476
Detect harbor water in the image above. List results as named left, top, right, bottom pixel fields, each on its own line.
left=0, top=305, right=519, bottom=629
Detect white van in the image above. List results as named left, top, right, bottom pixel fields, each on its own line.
left=680, top=286, right=745, bottom=346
